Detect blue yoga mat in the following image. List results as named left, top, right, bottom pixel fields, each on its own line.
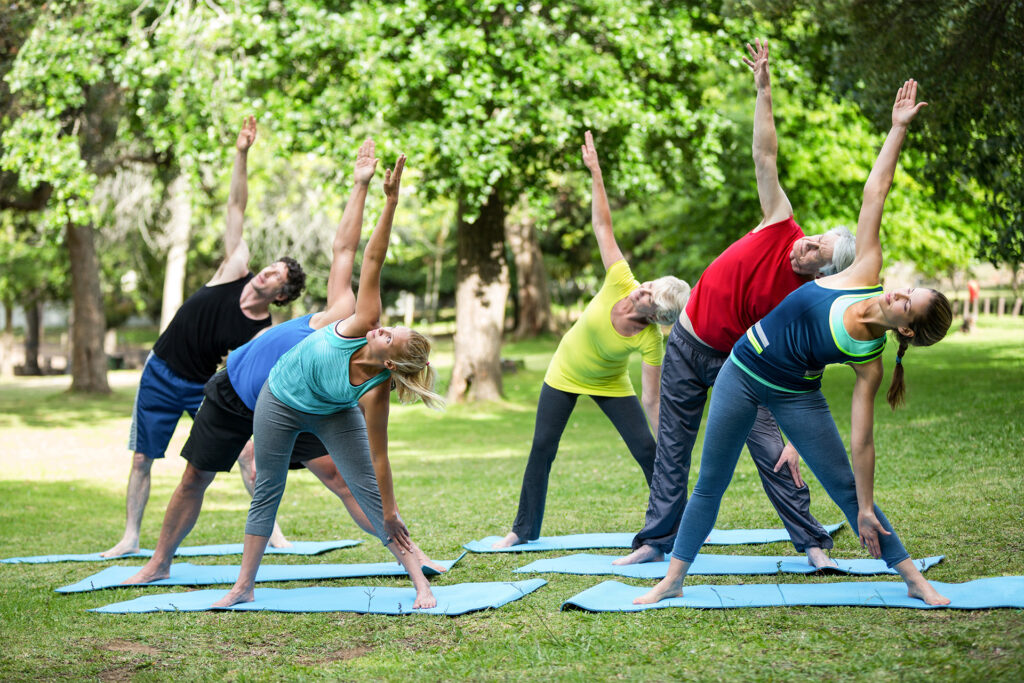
left=515, top=553, right=944, bottom=578
left=58, top=554, right=466, bottom=593
left=91, top=579, right=547, bottom=615
left=1, top=540, right=360, bottom=564
left=464, top=523, right=844, bottom=553
left=561, top=577, right=1024, bottom=611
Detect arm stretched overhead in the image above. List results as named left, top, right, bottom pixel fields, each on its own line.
left=311, top=139, right=378, bottom=329
left=744, top=39, right=793, bottom=229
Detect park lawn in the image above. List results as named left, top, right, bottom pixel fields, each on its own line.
left=0, top=318, right=1022, bottom=681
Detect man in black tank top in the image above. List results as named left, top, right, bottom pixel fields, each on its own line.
left=101, top=117, right=306, bottom=558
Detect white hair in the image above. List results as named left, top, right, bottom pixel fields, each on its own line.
left=649, top=276, right=691, bottom=326
left=818, top=226, right=856, bottom=276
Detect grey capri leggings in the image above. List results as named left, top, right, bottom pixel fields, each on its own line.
left=246, top=382, right=391, bottom=544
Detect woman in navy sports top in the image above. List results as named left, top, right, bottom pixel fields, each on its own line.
left=636, top=79, right=953, bottom=606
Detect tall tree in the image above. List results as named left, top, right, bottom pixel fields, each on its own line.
left=241, top=1, right=731, bottom=401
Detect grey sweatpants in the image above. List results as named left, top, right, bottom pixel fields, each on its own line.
left=246, top=382, right=390, bottom=544
left=633, top=321, right=833, bottom=554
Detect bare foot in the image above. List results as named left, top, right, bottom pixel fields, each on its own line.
left=211, top=587, right=254, bottom=608
left=633, top=576, right=684, bottom=605
left=612, top=544, right=664, bottom=566
left=806, top=547, right=838, bottom=569
left=907, top=580, right=951, bottom=606
left=491, top=532, right=523, bottom=549
left=413, top=587, right=437, bottom=609
left=267, top=523, right=292, bottom=549
left=418, top=554, right=448, bottom=574
left=121, top=563, right=170, bottom=585
left=99, top=540, right=140, bottom=558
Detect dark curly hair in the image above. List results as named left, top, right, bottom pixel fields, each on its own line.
left=273, top=256, right=306, bottom=306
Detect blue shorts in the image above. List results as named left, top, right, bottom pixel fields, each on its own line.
left=128, top=352, right=206, bottom=459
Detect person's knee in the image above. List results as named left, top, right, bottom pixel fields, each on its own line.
left=180, top=465, right=216, bottom=494
left=131, top=452, right=155, bottom=473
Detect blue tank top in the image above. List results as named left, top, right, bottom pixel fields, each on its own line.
left=225, top=314, right=316, bottom=411
left=730, top=281, right=886, bottom=393
left=268, top=322, right=391, bottom=414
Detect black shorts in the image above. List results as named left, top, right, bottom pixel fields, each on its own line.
left=180, top=370, right=329, bottom=472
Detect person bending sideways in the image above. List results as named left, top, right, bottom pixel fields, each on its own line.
left=616, top=40, right=855, bottom=569
left=214, top=152, right=444, bottom=610
left=635, top=79, right=951, bottom=607
left=102, top=117, right=305, bottom=558
left=493, top=131, right=690, bottom=549
left=123, top=140, right=444, bottom=585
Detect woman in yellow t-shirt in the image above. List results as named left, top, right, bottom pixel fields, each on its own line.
left=493, top=132, right=690, bottom=548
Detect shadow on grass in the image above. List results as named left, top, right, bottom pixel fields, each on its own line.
left=0, top=385, right=135, bottom=429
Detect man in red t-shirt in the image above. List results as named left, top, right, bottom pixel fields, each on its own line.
left=616, top=40, right=855, bottom=567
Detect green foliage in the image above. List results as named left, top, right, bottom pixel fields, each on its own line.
left=757, top=0, right=1023, bottom=272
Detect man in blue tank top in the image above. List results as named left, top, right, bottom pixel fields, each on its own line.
left=101, top=117, right=307, bottom=558
left=121, top=141, right=444, bottom=584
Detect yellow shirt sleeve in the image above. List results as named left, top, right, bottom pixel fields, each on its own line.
left=544, top=260, right=665, bottom=396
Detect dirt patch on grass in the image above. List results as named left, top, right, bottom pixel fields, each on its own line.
left=98, top=639, right=160, bottom=656
left=295, top=645, right=374, bottom=666
left=98, top=666, right=135, bottom=682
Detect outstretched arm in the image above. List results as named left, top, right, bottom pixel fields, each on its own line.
left=340, top=154, right=405, bottom=337
left=360, top=386, right=414, bottom=553
left=640, top=363, right=661, bottom=435
left=311, top=140, right=378, bottom=329
left=744, top=39, right=792, bottom=227
left=212, top=116, right=257, bottom=284
left=582, top=131, right=625, bottom=269
left=849, top=359, right=890, bottom=558
left=834, top=80, right=927, bottom=287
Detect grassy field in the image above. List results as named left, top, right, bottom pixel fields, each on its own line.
left=1, top=318, right=1022, bottom=681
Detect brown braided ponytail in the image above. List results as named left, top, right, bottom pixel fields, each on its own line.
left=886, top=289, right=952, bottom=409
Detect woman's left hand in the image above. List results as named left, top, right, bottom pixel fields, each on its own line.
left=385, top=516, right=413, bottom=554
left=857, top=509, right=892, bottom=558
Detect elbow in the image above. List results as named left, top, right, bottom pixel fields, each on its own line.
left=752, top=148, right=777, bottom=168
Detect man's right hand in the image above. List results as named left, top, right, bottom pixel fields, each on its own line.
left=236, top=115, right=257, bottom=152
left=352, top=139, right=379, bottom=185
left=743, top=38, right=771, bottom=90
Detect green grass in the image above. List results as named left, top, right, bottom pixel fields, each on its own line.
left=1, top=318, right=1022, bottom=681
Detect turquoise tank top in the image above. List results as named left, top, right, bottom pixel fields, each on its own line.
left=730, top=281, right=886, bottom=393
left=268, top=321, right=391, bottom=414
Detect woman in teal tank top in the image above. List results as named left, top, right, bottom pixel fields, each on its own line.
left=213, top=153, right=444, bottom=611
left=636, top=79, right=954, bottom=607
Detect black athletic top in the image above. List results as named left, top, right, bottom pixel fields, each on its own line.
left=152, top=273, right=271, bottom=383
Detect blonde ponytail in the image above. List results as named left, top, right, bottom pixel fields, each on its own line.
left=390, top=330, right=445, bottom=410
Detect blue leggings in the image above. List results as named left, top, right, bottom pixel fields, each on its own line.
left=671, top=360, right=910, bottom=568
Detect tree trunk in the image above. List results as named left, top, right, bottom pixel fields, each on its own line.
left=506, top=208, right=553, bottom=339
left=22, top=297, right=42, bottom=375
left=0, top=301, right=12, bottom=377
left=448, top=190, right=509, bottom=402
left=66, top=221, right=110, bottom=393
left=159, top=172, right=192, bottom=331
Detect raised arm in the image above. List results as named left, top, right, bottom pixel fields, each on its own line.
left=311, top=140, right=378, bottom=329
left=360, top=386, right=413, bottom=553
left=743, top=39, right=792, bottom=227
left=340, top=154, right=405, bottom=336
left=849, top=359, right=890, bottom=558
left=582, top=131, right=624, bottom=269
left=834, top=80, right=927, bottom=287
left=212, top=116, right=257, bottom=284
